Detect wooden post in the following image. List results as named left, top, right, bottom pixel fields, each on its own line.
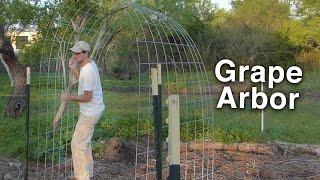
left=167, top=94, right=180, bottom=180
left=151, top=68, right=158, bottom=96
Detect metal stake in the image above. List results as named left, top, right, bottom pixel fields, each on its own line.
left=152, top=67, right=162, bottom=180
left=24, top=67, right=31, bottom=180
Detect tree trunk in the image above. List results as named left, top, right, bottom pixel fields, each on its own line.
left=0, top=25, right=27, bottom=118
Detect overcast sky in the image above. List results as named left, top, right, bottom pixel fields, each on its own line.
left=211, top=0, right=232, bottom=10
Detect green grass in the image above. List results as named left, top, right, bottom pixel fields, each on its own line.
left=0, top=69, right=319, bottom=160
left=213, top=98, right=320, bottom=144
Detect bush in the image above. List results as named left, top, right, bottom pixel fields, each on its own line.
left=296, top=48, right=320, bottom=71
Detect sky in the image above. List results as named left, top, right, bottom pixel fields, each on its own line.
left=211, top=0, right=232, bottom=10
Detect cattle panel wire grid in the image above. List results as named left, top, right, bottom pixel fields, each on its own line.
left=24, top=0, right=215, bottom=179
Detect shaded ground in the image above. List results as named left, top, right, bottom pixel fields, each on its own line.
left=1, top=142, right=320, bottom=179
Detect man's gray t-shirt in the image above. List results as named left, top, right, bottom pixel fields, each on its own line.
left=78, top=60, right=105, bottom=116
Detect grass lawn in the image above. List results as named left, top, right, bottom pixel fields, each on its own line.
left=213, top=98, right=320, bottom=144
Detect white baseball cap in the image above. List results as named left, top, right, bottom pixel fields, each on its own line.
left=70, top=41, right=90, bottom=53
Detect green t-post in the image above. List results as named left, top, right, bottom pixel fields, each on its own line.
left=24, top=67, right=31, bottom=180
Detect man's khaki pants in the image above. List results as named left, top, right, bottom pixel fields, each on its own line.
left=71, top=113, right=101, bottom=180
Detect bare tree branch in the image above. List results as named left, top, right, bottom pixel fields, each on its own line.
left=91, top=6, right=127, bottom=58
left=0, top=54, right=14, bottom=86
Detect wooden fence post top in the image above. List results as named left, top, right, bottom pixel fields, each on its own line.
left=151, top=68, right=158, bottom=96
left=26, top=67, right=31, bottom=85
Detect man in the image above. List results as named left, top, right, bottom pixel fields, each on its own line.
left=61, top=41, right=105, bottom=180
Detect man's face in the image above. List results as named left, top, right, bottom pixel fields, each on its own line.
left=73, top=51, right=87, bottom=63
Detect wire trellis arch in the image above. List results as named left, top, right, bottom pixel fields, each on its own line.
left=32, top=1, right=215, bottom=179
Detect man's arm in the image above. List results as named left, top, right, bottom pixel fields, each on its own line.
left=61, top=90, right=93, bottom=102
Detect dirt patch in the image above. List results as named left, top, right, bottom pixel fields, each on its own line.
left=1, top=142, right=320, bottom=179
left=212, top=150, right=320, bottom=179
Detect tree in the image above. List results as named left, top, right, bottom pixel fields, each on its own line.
left=0, top=0, right=38, bottom=118
left=282, top=0, right=320, bottom=69
left=230, top=0, right=291, bottom=32
left=200, top=0, right=295, bottom=68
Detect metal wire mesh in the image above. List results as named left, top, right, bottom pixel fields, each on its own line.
left=29, top=1, right=215, bottom=179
